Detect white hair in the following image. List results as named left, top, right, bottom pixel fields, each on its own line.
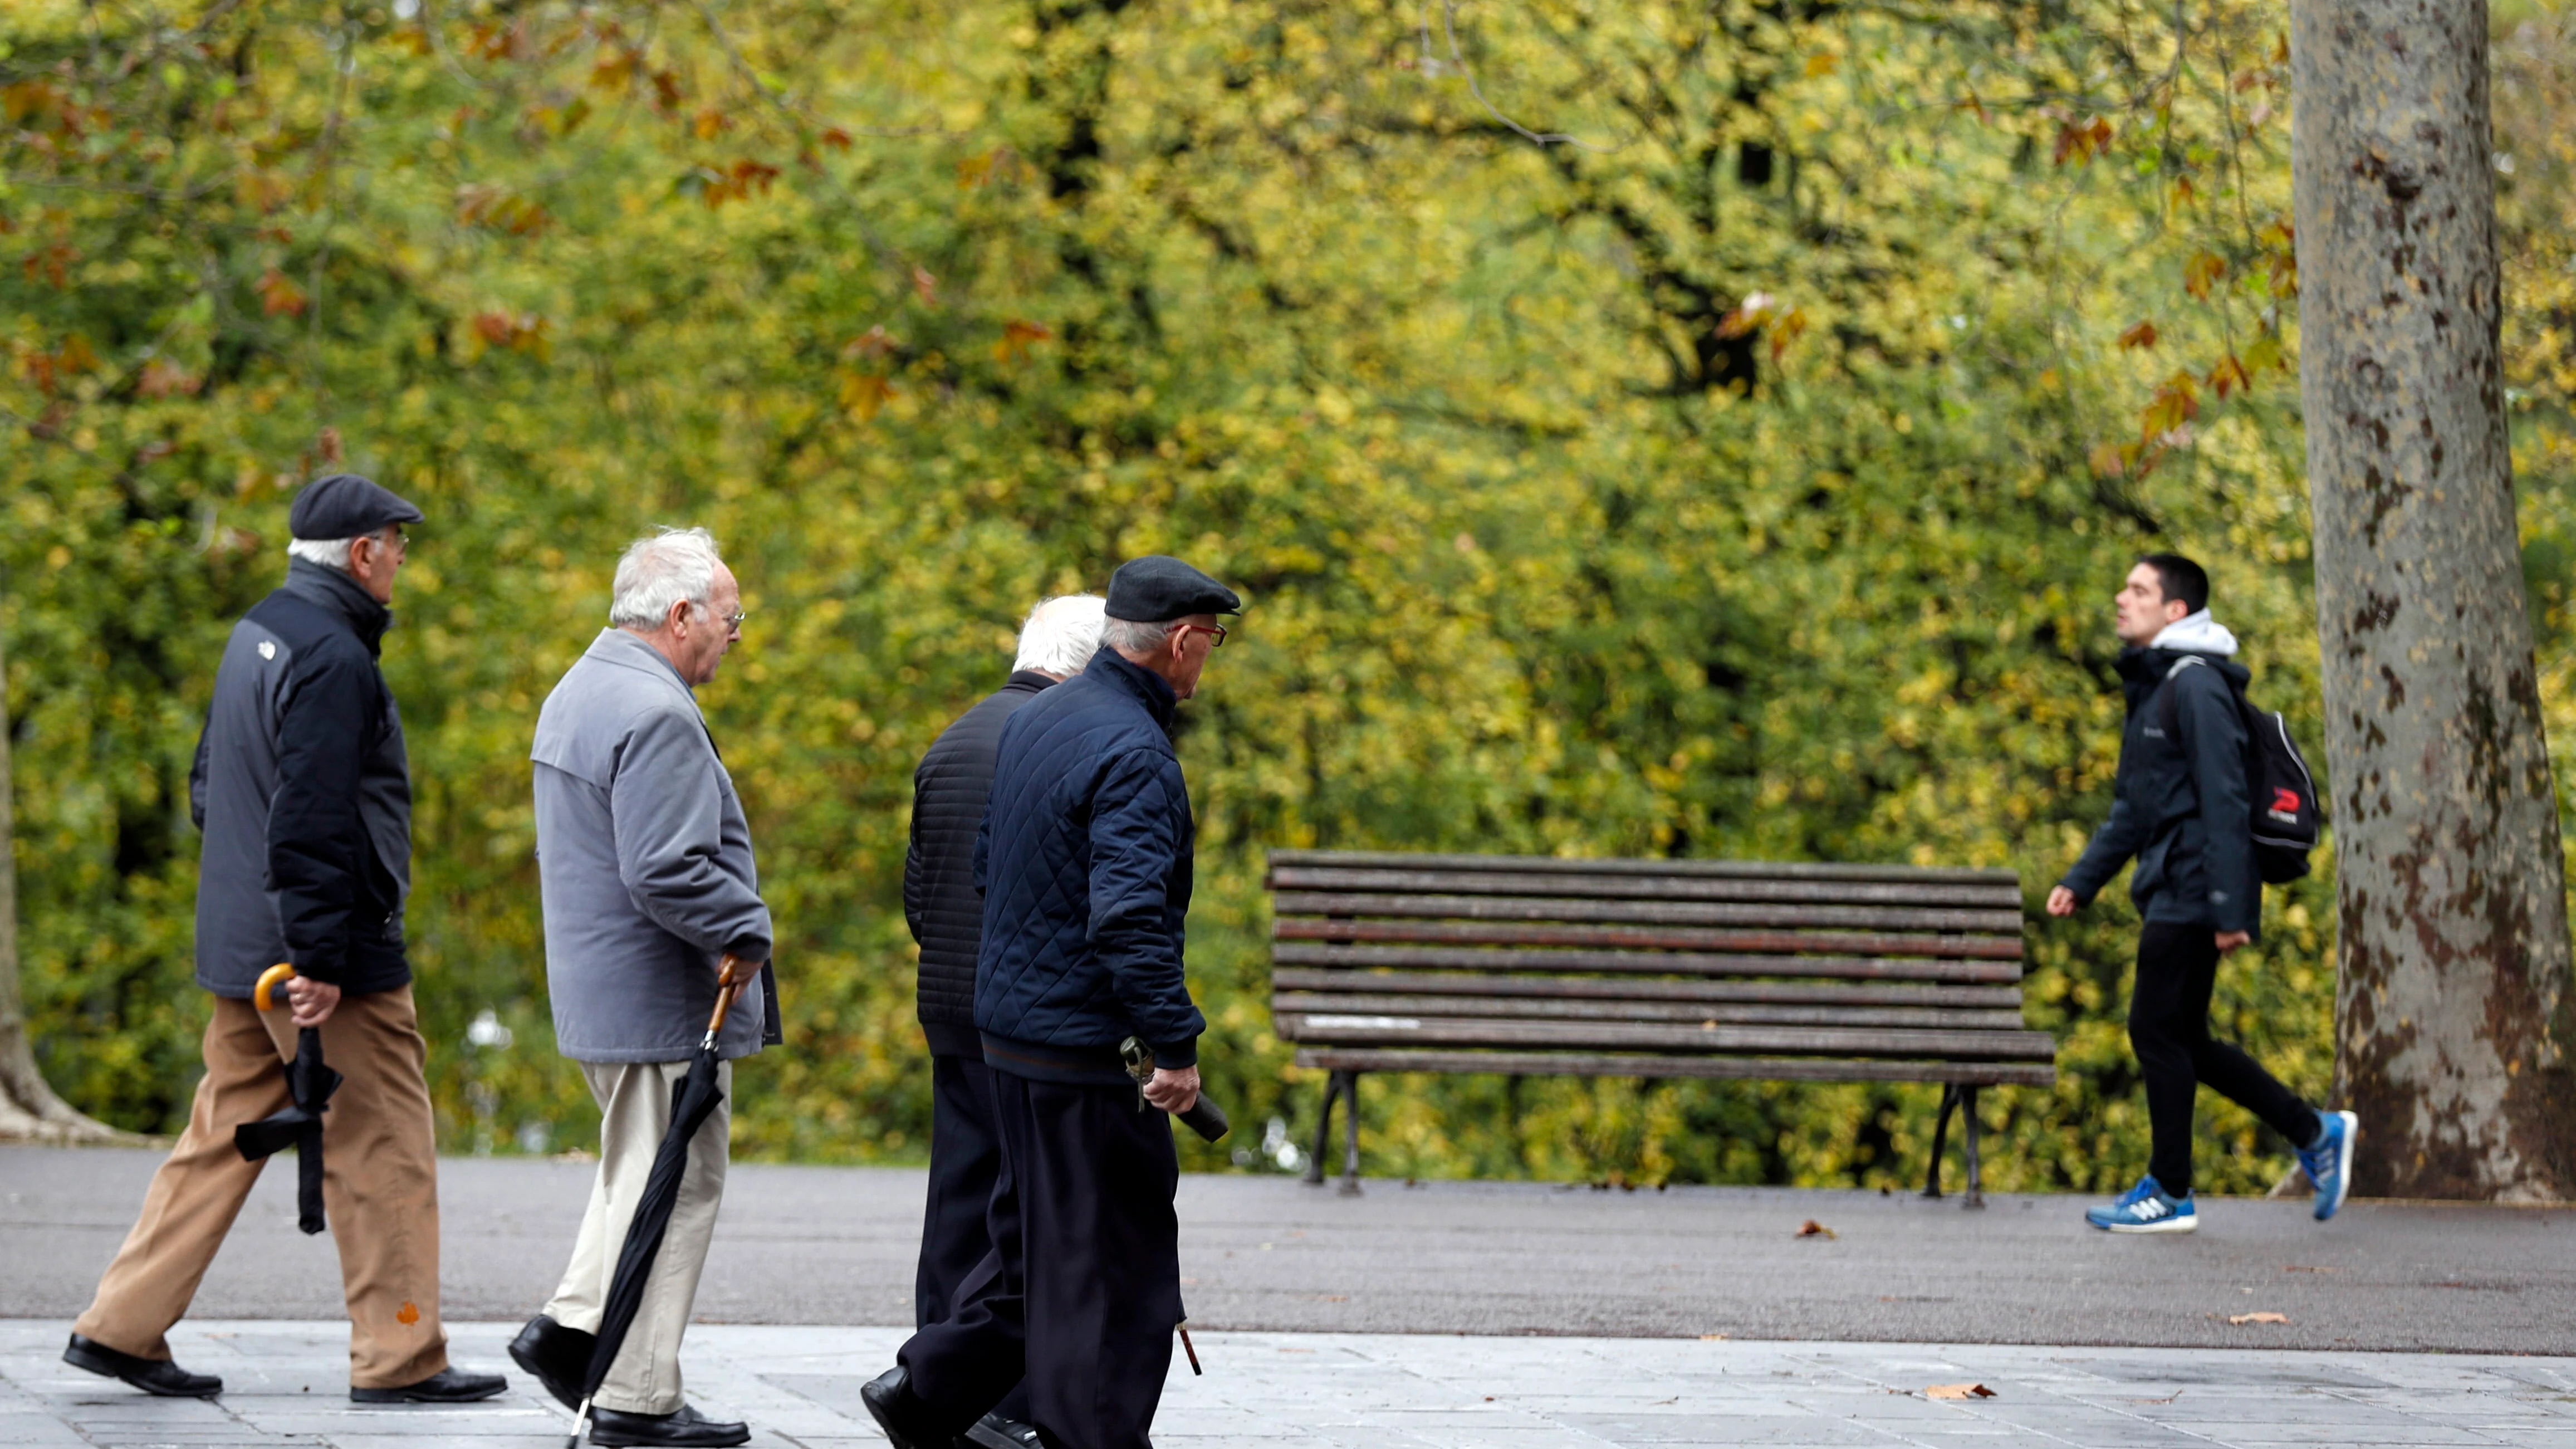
left=1015, top=595, right=1107, bottom=675
left=286, top=536, right=358, bottom=572
left=1101, top=616, right=1179, bottom=655
left=610, top=527, right=724, bottom=630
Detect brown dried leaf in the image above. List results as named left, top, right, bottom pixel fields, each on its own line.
left=1795, top=1220, right=1837, bottom=1240
left=1926, top=1383, right=1995, bottom=1400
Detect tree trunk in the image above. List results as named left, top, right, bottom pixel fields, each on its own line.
left=0, top=623, right=138, bottom=1144
left=2290, top=0, right=2576, bottom=1202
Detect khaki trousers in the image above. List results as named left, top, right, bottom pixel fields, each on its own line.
left=542, top=1059, right=730, bottom=1415
left=75, top=987, right=448, bottom=1389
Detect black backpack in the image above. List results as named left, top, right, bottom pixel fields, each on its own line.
left=2160, top=655, right=2320, bottom=884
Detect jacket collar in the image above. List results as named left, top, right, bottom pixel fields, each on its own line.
left=1004, top=669, right=1060, bottom=696
left=280, top=558, right=391, bottom=656
left=2116, top=644, right=2252, bottom=705
left=1085, top=648, right=1176, bottom=731
left=584, top=627, right=697, bottom=696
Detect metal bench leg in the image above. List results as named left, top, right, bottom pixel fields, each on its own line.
left=1338, top=1070, right=1363, bottom=1196
left=1961, top=1085, right=1985, bottom=1210
left=1304, top=1072, right=1340, bottom=1187
left=1922, top=1083, right=1957, bottom=1200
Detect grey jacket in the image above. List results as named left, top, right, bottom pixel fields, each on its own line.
left=532, top=628, right=778, bottom=1062
left=190, top=560, right=413, bottom=996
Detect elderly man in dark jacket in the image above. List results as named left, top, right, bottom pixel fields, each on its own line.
left=903, top=593, right=1104, bottom=1449
left=511, top=527, right=775, bottom=1449
left=863, top=556, right=1236, bottom=1449
left=2049, top=553, right=2354, bottom=1234
left=68, top=474, right=505, bottom=1405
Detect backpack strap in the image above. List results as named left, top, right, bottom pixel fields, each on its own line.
left=2157, top=654, right=2208, bottom=738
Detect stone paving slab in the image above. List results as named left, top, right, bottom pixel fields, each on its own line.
left=4, top=1321, right=2573, bottom=1448
left=8, top=1148, right=2572, bottom=1351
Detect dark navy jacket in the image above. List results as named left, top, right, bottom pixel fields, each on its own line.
left=2060, top=647, right=2261, bottom=938
left=973, top=649, right=1206, bottom=1078
left=905, top=669, right=1057, bottom=1056
left=189, top=560, right=413, bottom=995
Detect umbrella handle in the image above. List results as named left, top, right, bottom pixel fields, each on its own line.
left=703, top=953, right=746, bottom=1037
left=253, top=962, right=297, bottom=1012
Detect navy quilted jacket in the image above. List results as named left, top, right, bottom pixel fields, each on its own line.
left=973, top=648, right=1207, bottom=1069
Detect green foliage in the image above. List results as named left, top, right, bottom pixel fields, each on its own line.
left=6, top=0, right=2570, bottom=1197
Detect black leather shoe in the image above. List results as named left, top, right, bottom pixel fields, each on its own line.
left=350, top=1366, right=508, bottom=1403
left=508, top=1313, right=596, bottom=1410
left=586, top=1402, right=752, bottom=1448
left=861, top=1367, right=948, bottom=1449
left=961, top=1410, right=1044, bottom=1449
left=62, top=1334, right=221, bottom=1397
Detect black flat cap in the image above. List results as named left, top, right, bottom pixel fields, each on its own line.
left=1105, top=555, right=1241, bottom=623
left=288, top=473, right=423, bottom=541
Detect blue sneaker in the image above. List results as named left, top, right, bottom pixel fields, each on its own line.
left=2296, top=1109, right=2359, bottom=1221
left=2085, top=1175, right=2196, bottom=1233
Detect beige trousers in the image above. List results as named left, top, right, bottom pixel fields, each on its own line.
left=75, top=988, right=449, bottom=1389
left=543, top=1058, right=731, bottom=1415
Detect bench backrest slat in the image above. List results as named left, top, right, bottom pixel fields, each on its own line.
left=1267, top=967, right=2021, bottom=1009
left=1274, top=890, right=2022, bottom=934
left=1267, top=849, right=2017, bottom=888
left=1273, top=941, right=2021, bottom=983
left=1270, top=864, right=2019, bottom=909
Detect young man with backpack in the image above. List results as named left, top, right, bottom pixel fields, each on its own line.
left=2047, top=554, right=2355, bottom=1233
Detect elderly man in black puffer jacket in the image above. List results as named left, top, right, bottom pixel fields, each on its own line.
left=900, top=593, right=1103, bottom=1449
left=864, top=556, right=1237, bottom=1449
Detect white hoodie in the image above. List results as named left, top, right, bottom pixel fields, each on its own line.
left=2149, top=609, right=2238, bottom=656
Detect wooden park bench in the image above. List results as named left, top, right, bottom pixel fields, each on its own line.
left=1265, top=849, right=2053, bottom=1206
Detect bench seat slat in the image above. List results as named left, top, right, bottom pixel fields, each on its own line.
left=1272, top=891, right=2024, bottom=934
left=1269, top=967, right=2024, bottom=1009
left=1273, top=991, right=2028, bottom=1032
left=1275, top=1014, right=2056, bottom=1061
left=1267, top=849, right=2019, bottom=888
left=1294, top=1047, right=2056, bottom=1087
left=1267, top=865, right=2022, bottom=909
left=1271, top=922, right=2023, bottom=965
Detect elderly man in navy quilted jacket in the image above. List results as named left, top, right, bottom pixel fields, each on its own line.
left=861, top=556, right=1237, bottom=1449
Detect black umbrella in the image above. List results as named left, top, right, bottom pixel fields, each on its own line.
left=566, top=954, right=747, bottom=1448
left=234, top=963, right=341, bottom=1235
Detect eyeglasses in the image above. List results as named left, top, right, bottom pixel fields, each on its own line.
left=1176, top=622, right=1227, bottom=649
left=361, top=528, right=409, bottom=555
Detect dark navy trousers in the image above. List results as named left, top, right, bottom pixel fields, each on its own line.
left=916, top=1053, right=1030, bottom=1421
left=2130, top=921, right=2317, bottom=1196
left=900, top=1069, right=1182, bottom=1449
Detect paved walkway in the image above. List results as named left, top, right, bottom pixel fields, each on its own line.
left=6, top=1148, right=2570, bottom=1352
left=3, top=1321, right=2572, bottom=1448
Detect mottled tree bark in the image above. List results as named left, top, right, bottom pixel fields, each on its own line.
left=0, top=625, right=133, bottom=1144
left=2290, top=0, right=2576, bottom=1202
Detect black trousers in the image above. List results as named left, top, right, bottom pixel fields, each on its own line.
left=900, top=1069, right=1182, bottom=1449
left=916, top=1054, right=1029, bottom=1421
left=2129, top=921, right=2317, bottom=1196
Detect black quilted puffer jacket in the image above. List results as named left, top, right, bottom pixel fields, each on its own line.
left=905, top=670, right=1059, bottom=1055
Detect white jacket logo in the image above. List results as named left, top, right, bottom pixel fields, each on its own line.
left=258, top=640, right=276, bottom=660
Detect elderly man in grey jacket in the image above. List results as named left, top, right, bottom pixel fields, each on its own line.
left=510, top=527, right=775, bottom=1449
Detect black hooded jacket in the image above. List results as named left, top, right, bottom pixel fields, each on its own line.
left=904, top=670, right=1058, bottom=1055
left=189, top=559, right=413, bottom=995
left=2059, top=645, right=2261, bottom=938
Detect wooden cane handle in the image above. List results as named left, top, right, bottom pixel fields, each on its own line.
left=253, top=963, right=297, bottom=1013
left=704, top=953, right=746, bottom=1035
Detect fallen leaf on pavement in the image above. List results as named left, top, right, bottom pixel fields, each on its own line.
left=1796, top=1219, right=1838, bottom=1239
left=2228, top=1311, right=2291, bottom=1325
left=1926, top=1383, right=1996, bottom=1400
